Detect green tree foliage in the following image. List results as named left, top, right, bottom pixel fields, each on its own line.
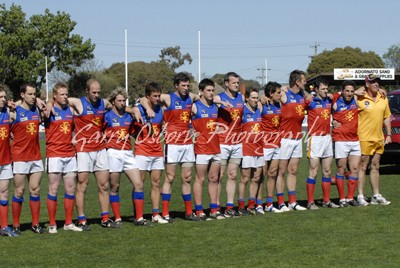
left=0, top=4, right=95, bottom=99
left=159, top=46, right=192, bottom=71
left=104, top=61, right=176, bottom=99
left=307, top=46, right=385, bottom=76
left=67, top=72, right=119, bottom=98
left=383, top=44, right=400, bottom=70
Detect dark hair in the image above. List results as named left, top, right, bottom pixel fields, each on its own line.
left=173, top=72, right=190, bottom=86
left=315, top=78, right=328, bottom=89
left=199, top=79, right=215, bottom=91
left=341, top=80, right=356, bottom=90
left=145, top=82, right=162, bottom=96
left=20, top=83, right=36, bottom=94
left=289, top=70, right=306, bottom=87
left=264, top=81, right=281, bottom=98
left=224, top=72, right=239, bottom=83
left=245, top=87, right=259, bottom=99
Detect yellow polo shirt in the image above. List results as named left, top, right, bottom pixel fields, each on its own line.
left=357, top=92, right=391, bottom=142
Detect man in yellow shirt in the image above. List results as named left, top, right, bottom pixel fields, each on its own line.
left=356, top=74, right=392, bottom=206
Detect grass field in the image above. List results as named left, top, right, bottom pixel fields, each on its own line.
left=1, top=140, right=399, bottom=267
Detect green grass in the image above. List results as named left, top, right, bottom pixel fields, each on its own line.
left=1, top=140, right=399, bottom=267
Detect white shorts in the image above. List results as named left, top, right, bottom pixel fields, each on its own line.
left=46, top=157, right=77, bottom=174
left=136, top=155, right=164, bottom=171
left=13, top=160, right=44, bottom=174
left=107, top=149, right=138, bottom=172
left=77, top=149, right=109, bottom=172
left=196, top=154, right=221, bottom=165
left=263, top=147, right=280, bottom=162
left=0, top=164, right=13, bottom=180
left=307, top=135, right=333, bottom=159
left=335, top=141, right=361, bottom=159
left=279, top=138, right=303, bottom=160
left=165, top=144, right=195, bottom=164
left=220, top=144, right=243, bottom=160
left=242, top=156, right=264, bottom=168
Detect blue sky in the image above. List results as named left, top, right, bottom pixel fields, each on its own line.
left=4, top=0, right=400, bottom=84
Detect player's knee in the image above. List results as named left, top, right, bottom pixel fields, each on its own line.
left=30, top=188, right=40, bottom=196
left=240, top=176, right=250, bottom=184
left=14, top=188, right=24, bottom=198
left=151, top=178, right=160, bottom=187
left=208, top=174, right=219, bottom=184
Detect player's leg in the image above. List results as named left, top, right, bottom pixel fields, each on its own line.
left=287, top=157, right=306, bottom=210
left=265, top=159, right=282, bottom=213
left=28, top=171, right=44, bottom=233
left=193, top=163, right=207, bottom=217
left=208, top=160, right=221, bottom=218
left=161, top=163, right=176, bottom=219
left=321, top=156, right=338, bottom=207
left=181, top=163, right=197, bottom=219
left=306, top=157, right=320, bottom=208
left=276, top=159, right=288, bottom=210
left=76, top=171, right=90, bottom=225
left=347, top=154, right=361, bottom=205
left=225, top=161, right=240, bottom=216
left=148, top=169, right=167, bottom=223
left=94, top=169, right=113, bottom=225
left=109, top=172, right=122, bottom=222
left=238, top=166, right=250, bottom=215
left=126, top=168, right=149, bottom=225
left=0, top=180, right=10, bottom=229
left=12, top=173, right=26, bottom=231
left=47, top=172, right=62, bottom=232
left=248, top=166, right=262, bottom=214
left=62, top=172, right=81, bottom=231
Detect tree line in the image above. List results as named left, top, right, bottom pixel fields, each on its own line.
left=1, top=3, right=399, bottom=101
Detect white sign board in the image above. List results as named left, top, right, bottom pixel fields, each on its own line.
left=333, top=68, right=395, bottom=80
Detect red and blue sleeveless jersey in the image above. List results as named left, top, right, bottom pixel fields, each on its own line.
left=0, top=107, right=11, bottom=165
left=241, top=105, right=263, bottom=157
left=163, top=93, right=192, bottom=145
left=74, top=97, right=106, bottom=152
left=104, top=109, right=133, bottom=151
left=134, top=104, right=163, bottom=157
left=261, top=103, right=281, bottom=149
left=332, top=97, right=359, bottom=142
left=217, top=91, right=244, bottom=145
left=191, top=101, right=220, bottom=155
left=45, top=106, right=75, bottom=158
left=11, top=106, right=41, bottom=162
left=280, top=90, right=306, bottom=139
left=307, top=97, right=332, bottom=136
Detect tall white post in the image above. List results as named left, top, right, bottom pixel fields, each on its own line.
left=265, top=58, right=268, bottom=84
left=198, top=30, right=201, bottom=83
left=125, top=29, right=129, bottom=105
left=45, top=56, right=49, bottom=102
